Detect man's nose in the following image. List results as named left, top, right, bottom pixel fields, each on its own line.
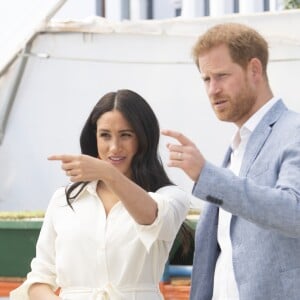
left=208, top=79, right=221, bottom=96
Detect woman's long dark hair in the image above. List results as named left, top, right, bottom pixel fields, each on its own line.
left=66, top=89, right=172, bottom=201
left=65, top=89, right=192, bottom=257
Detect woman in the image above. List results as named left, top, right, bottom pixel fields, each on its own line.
left=10, top=89, right=190, bottom=300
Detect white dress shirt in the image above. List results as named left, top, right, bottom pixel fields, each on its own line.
left=212, top=97, right=279, bottom=300
left=10, top=181, right=190, bottom=300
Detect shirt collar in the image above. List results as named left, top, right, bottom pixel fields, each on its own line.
left=71, top=180, right=98, bottom=200
left=243, top=96, right=279, bottom=133
left=86, top=180, right=98, bottom=196
left=231, top=97, right=280, bottom=149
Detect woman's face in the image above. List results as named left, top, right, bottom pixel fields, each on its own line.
left=96, top=110, right=138, bottom=178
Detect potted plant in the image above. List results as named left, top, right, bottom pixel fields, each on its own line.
left=0, top=211, right=44, bottom=297
left=0, top=209, right=199, bottom=298
left=160, top=209, right=200, bottom=300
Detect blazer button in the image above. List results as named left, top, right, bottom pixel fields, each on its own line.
left=206, top=195, right=223, bottom=205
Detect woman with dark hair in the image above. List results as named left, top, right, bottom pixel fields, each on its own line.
left=11, top=89, right=191, bottom=300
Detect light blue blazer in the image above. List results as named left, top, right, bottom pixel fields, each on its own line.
left=190, top=100, right=300, bottom=300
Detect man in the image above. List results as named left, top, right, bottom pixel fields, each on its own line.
left=162, top=23, right=300, bottom=300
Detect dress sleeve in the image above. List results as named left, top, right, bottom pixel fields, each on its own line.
left=135, top=185, right=191, bottom=252
left=10, top=188, right=64, bottom=300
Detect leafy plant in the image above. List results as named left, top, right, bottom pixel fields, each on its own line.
left=0, top=211, right=44, bottom=220
left=284, top=0, right=300, bottom=8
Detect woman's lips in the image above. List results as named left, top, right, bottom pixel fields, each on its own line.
left=109, top=156, right=126, bottom=165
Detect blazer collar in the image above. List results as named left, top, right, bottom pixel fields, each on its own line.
left=221, top=100, right=287, bottom=172
left=239, top=99, right=287, bottom=176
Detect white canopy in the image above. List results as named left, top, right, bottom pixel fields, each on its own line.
left=0, top=9, right=300, bottom=210
left=0, top=0, right=66, bottom=75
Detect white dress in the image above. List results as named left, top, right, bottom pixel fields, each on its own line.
left=10, top=181, right=190, bottom=300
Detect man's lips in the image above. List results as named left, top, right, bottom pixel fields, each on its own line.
left=213, top=99, right=227, bottom=110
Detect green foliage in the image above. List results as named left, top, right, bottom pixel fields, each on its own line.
left=284, top=0, right=300, bottom=8
left=0, top=210, right=44, bottom=220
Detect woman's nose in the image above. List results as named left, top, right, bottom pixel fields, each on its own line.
left=110, top=139, right=121, bottom=151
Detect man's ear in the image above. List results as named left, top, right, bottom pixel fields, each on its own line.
left=248, top=57, right=263, bottom=81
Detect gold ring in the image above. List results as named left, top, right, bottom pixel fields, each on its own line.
left=177, top=152, right=182, bottom=160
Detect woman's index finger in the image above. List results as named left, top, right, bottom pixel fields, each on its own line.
left=48, top=154, right=74, bottom=162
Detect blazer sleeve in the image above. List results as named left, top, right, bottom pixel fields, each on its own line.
left=193, top=146, right=300, bottom=238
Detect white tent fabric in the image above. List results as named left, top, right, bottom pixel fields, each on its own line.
left=0, top=0, right=66, bottom=75
left=45, top=10, right=300, bottom=63
left=0, top=9, right=300, bottom=211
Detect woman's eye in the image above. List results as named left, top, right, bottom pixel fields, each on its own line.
left=121, top=133, right=132, bottom=138
left=99, top=133, right=110, bottom=138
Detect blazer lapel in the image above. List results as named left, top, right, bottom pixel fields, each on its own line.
left=239, top=100, right=287, bottom=177
left=222, top=146, right=232, bottom=168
